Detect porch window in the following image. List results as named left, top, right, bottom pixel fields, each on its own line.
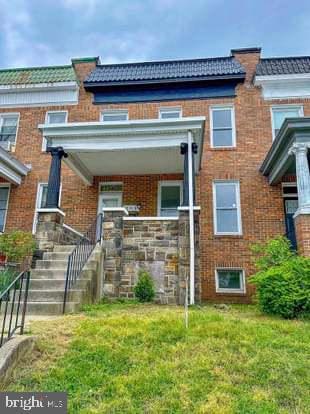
left=210, top=106, right=236, bottom=148
left=213, top=181, right=242, bottom=235
left=158, top=181, right=182, bottom=217
left=215, top=269, right=245, bottom=293
left=32, top=183, right=61, bottom=233
left=271, top=106, right=303, bottom=139
left=159, top=107, right=182, bottom=119
left=101, top=110, right=128, bottom=122
left=0, top=186, right=10, bottom=232
left=0, top=114, right=19, bottom=149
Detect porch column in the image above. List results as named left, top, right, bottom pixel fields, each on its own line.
left=290, top=143, right=310, bottom=213
left=46, top=147, right=67, bottom=208
left=181, top=143, right=189, bottom=206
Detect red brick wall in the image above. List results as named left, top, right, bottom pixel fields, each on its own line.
left=3, top=53, right=310, bottom=302
left=295, top=214, right=310, bottom=256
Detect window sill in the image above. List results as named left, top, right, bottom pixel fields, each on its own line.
left=215, top=291, right=246, bottom=295
left=210, top=147, right=236, bottom=151
left=214, top=234, right=243, bottom=238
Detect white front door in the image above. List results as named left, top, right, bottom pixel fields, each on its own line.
left=98, top=192, right=122, bottom=213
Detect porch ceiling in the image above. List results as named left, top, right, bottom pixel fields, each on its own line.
left=260, top=117, right=310, bottom=184
left=38, top=117, right=205, bottom=185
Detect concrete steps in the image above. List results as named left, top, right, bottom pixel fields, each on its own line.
left=26, top=244, right=101, bottom=316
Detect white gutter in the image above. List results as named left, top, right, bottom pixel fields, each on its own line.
left=187, top=130, right=195, bottom=305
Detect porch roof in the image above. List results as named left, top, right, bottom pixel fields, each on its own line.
left=0, top=147, right=30, bottom=185
left=38, top=117, right=205, bottom=185
left=260, top=117, right=310, bottom=184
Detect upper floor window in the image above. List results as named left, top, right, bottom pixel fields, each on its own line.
left=101, top=110, right=128, bottom=122
left=43, top=111, right=68, bottom=151
left=159, top=107, right=182, bottom=119
left=46, top=111, right=68, bottom=124
left=213, top=180, right=242, bottom=235
left=271, top=105, right=303, bottom=140
left=210, top=106, right=236, bottom=148
left=0, top=114, right=19, bottom=149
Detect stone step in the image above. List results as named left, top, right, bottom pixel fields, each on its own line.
left=30, top=268, right=96, bottom=280
left=25, top=301, right=80, bottom=315
left=29, top=278, right=90, bottom=290
left=27, top=289, right=83, bottom=302
left=43, top=252, right=71, bottom=261
left=35, top=259, right=97, bottom=270
left=53, top=245, right=76, bottom=253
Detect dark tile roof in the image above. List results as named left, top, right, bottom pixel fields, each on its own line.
left=256, top=57, right=310, bottom=76
left=84, top=57, right=245, bottom=85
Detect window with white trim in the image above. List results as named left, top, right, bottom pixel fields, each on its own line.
left=213, top=181, right=242, bottom=235
left=0, top=186, right=10, bottom=232
left=271, top=105, right=303, bottom=139
left=101, top=110, right=128, bottom=122
left=210, top=106, right=235, bottom=148
left=159, top=107, right=182, bottom=119
left=0, top=114, right=19, bottom=149
left=43, top=111, right=68, bottom=151
left=158, top=181, right=182, bottom=217
left=216, top=269, right=245, bottom=293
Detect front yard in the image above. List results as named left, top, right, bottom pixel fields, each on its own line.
left=4, top=302, right=310, bottom=413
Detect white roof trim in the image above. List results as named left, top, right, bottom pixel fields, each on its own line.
left=255, top=73, right=310, bottom=83
left=0, top=146, right=30, bottom=185
left=0, top=81, right=78, bottom=92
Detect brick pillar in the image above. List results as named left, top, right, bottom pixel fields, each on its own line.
left=102, top=208, right=128, bottom=296
left=178, top=209, right=200, bottom=304
left=34, top=209, right=65, bottom=258
left=295, top=213, right=310, bottom=256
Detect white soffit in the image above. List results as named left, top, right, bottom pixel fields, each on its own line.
left=255, top=73, right=310, bottom=99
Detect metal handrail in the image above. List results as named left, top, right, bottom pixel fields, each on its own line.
left=63, top=213, right=103, bottom=313
left=0, top=269, right=30, bottom=347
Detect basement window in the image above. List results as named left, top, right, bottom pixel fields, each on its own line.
left=215, top=269, right=245, bottom=293
left=101, top=110, right=128, bottom=122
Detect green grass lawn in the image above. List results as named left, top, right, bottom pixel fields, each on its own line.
left=4, top=302, right=310, bottom=413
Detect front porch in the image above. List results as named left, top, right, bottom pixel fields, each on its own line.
left=261, top=117, right=310, bottom=255
left=34, top=117, right=205, bottom=306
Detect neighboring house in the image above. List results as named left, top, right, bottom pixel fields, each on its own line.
left=0, top=47, right=309, bottom=307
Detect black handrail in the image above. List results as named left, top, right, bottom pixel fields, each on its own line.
left=63, top=213, right=103, bottom=313
left=0, top=270, right=30, bottom=347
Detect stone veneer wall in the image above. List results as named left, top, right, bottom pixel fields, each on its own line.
left=120, top=219, right=179, bottom=304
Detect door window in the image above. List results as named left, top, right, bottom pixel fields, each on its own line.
left=158, top=182, right=182, bottom=217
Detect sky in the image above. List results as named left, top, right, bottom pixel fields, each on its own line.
left=0, top=0, right=310, bottom=69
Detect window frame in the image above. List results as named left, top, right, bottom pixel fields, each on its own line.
left=215, top=268, right=246, bottom=293
left=270, top=105, right=303, bottom=140
left=0, top=183, right=11, bottom=233
left=0, top=113, right=20, bottom=149
left=210, top=105, right=236, bottom=148
left=213, top=180, right=242, bottom=236
left=157, top=180, right=183, bottom=217
left=97, top=181, right=123, bottom=214
left=159, top=107, right=182, bottom=119
left=101, top=109, right=129, bottom=122
left=43, top=111, right=68, bottom=151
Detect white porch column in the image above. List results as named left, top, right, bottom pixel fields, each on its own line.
left=290, top=143, right=310, bottom=214
left=187, top=130, right=195, bottom=305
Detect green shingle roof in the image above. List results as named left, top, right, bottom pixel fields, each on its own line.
left=0, top=65, right=77, bottom=85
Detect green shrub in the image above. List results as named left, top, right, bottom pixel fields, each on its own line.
left=250, top=237, right=310, bottom=319
left=134, top=269, right=155, bottom=302
left=0, top=230, right=36, bottom=263
left=0, top=268, right=18, bottom=294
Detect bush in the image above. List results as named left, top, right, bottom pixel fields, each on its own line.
left=250, top=236, right=310, bottom=319
left=134, top=269, right=155, bottom=302
left=0, top=268, right=18, bottom=294
left=0, top=230, right=36, bottom=263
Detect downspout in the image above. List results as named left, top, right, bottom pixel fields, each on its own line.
left=187, top=130, right=195, bottom=305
